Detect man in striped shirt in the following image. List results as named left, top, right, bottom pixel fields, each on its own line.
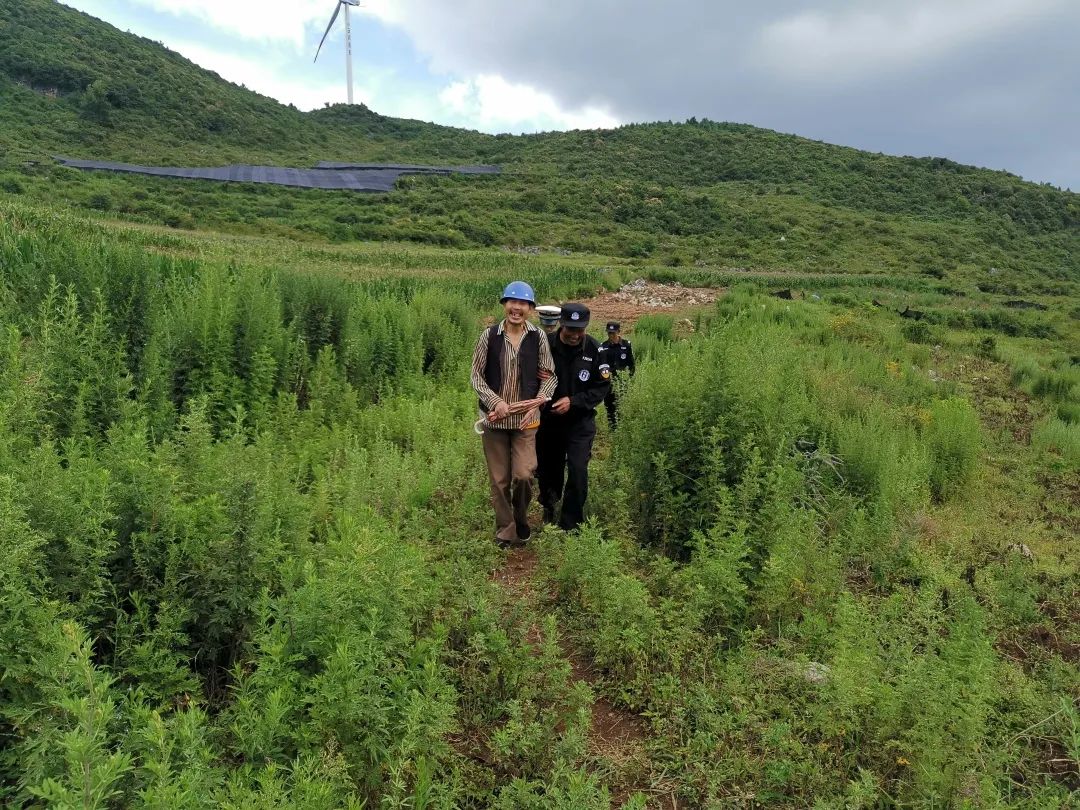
left=471, top=281, right=558, bottom=546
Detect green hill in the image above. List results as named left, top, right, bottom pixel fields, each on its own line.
left=0, top=0, right=490, bottom=165
left=2, top=0, right=1078, bottom=281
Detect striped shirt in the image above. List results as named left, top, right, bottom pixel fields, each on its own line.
left=471, top=320, right=558, bottom=430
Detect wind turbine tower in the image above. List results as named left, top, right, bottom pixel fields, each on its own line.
left=315, top=0, right=362, bottom=105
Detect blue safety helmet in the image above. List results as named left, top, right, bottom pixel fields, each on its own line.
left=500, top=280, right=536, bottom=305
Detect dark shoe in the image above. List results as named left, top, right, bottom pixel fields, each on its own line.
left=516, top=522, right=531, bottom=542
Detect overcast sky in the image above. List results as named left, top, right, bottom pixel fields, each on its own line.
left=63, top=0, right=1079, bottom=190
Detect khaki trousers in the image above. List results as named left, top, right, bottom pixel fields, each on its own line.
left=481, top=427, right=537, bottom=541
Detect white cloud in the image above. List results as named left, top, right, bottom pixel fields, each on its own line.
left=755, top=0, right=1069, bottom=83
left=355, top=1, right=529, bottom=76
left=437, top=75, right=619, bottom=132
left=125, top=0, right=335, bottom=47
left=168, top=41, right=615, bottom=134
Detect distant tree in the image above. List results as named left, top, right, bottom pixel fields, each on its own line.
left=80, top=79, right=111, bottom=124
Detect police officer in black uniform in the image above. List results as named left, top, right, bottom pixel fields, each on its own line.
left=537, top=303, right=612, bottom=530
left=599, top=321, right=635, bottom=428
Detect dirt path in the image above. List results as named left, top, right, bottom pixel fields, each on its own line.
left=491, top=542, right=662, bottom=806
left=494, top=544, right=648, bottom=748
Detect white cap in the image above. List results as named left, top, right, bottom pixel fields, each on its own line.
left=536, top=305, right=562, bottom=318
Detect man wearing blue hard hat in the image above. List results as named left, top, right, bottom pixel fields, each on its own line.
left=471, top=281, right=558, bottom=546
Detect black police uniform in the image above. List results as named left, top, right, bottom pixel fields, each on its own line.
left=599, top=327, right=635, bottom=427
left=538, top=317, right=612, bottom=531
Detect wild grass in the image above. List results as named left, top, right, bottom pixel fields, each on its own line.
left=0, top=192, right=1076, bottom=806
left=1032, top=417, right=1080, bottom=465
left=561, top=295, right=1077, bottom=806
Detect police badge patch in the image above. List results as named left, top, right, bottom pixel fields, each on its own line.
left=578, top=369, right=590, bottom=382
left=599, top=364, right=611, bottom=380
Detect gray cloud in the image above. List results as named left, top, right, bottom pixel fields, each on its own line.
left=370, top=0, right=1080, bottom=189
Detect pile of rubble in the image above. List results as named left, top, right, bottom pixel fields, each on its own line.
left=505, top=246, right=573, bottom=256
left=611, top=278, right=718, bottom=309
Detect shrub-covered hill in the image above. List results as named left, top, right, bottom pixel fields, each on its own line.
left=0, top=0, right=490, bottom=165
left=1, top=0, right=1078, bottom=278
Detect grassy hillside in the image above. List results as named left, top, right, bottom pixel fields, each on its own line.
left=0, top=0, right=485, bottom=163
left=1, top=1, right=1078, bottom=280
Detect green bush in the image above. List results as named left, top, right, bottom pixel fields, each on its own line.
left=925, top=397, right=982, bottom=501
left=975, top=334, right=998, bottom=360
left=540, top=293, right=1078, bottom=805
left=86, top=192, right=112, bottom=211
left=0, top=175, right=25, bottom=194
left=1032, top=365, right=1079, bottom=401
left=0, top=201, right=603, bottom=805
left=630, top=313, right=674, bottom=343
left=1057, top=401, right=1080, bottom=425
left=1032, top=417, right=1080, bottom=465
left=901, top=319, right=937, bottom=344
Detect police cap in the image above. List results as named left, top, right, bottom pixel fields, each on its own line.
left=606, top=321, right=620, bottom=333
left=536, top=304, right=562, bottom=324
left=560, top=303, right=590, bottom=327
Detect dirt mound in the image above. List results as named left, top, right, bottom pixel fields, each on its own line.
left=583, top=278, right=721, bottom=327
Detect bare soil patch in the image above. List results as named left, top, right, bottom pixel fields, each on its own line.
left=562, top=645, right=648, bottom=768
left=491, top=545, right=541, bottom=600
left=582, top=279, right=722, bottom=328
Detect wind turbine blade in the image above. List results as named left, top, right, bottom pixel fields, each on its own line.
left=314, top=2, right=343, bottom=62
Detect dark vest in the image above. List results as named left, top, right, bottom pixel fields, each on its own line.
left=481, top=325, right=540, bottom=409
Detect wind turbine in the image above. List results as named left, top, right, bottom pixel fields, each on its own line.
left=314, top=0, right=361, bottom=105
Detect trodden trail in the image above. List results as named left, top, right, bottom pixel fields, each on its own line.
left=491, top=535, right=680, bottom=807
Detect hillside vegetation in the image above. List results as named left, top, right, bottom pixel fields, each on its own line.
left=0, top=1, right=1077, bottom=807
left=2, top=2, right=1078, bottom=273
left=1, top=198, right=1076, bottom=807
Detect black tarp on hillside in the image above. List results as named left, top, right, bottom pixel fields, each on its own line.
left=314, top=161, right=501, bottom=174
left=54, top=157, right=499, bottom=191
